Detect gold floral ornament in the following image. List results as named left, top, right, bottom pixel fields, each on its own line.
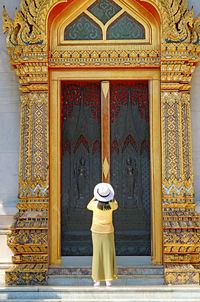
left=2, top=0, right=200, bottom=287
left=3, top=6, right=17, bottom=46
left=160, top=0, right=200, bottom=44
left=192, top=14, right=200, bottom=44
left=2, top=0, right=200, bottom=47
left=3, top=0, right=43, bottom=47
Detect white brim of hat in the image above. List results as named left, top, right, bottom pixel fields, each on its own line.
left=94, top=183, right=114, bottom=202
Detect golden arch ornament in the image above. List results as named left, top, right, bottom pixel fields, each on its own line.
left=3, top=0, right=200, bottom=285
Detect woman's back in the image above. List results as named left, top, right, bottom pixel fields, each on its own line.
left=87, top=199, right=118, bottom=233
left=87, top=182, right=118, bottom=286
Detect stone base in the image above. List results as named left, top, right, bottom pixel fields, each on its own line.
left=0, top=230, right=13, bottom=263
left=0, top=225, right=14, bottom=286
left=1, top=286, right=200, bottom=301
left=165, top=264, right=199, bottom=285
left=48, top=263, right=164, bottom=286
left=0, top=264, right=12, bottom=286
left=5, top=264, right=48, bottom=286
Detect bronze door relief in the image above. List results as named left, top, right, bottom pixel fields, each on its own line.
left=61, top=80, right=151, bottom=256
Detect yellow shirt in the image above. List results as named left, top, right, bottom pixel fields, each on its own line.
left=87, top=198, right=118, bottom=234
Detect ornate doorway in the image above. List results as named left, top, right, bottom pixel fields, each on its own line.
left=3, top=0, right=200, bottom=286
left=61, top=80, right=151, bottom=256
left=61, top=81, right=102, bottom=255
left=110, top=81, right=150, bottom=255
left=48, top=0, right=162, bottom=265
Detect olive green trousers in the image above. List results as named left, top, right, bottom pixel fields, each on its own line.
left=92, top=232, right=117, bottom=282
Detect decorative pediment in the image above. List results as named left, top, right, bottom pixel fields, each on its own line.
left=2, top=0, right=200, bottom=287
left=3, top=1, right=44, bottom=47
left=3, top=0, right=200, bottom=48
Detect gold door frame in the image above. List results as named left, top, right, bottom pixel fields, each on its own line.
left=49, top=68, right=162, bottom=265
left=4, top=0, right=200, bottom=286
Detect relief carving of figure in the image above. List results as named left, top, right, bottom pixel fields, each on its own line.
left=125, top=158, right=138, bottom=200
left=75, top=157, right=87, bottom=207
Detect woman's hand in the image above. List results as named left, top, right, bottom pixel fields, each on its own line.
left=87, top=197, right=96, bottom=210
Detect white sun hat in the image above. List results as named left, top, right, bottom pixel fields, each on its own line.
left=94, top=183, right=114, bottom=202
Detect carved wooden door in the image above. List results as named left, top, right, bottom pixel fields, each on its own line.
left=61, top=82, right=101, bottom=255
left=110, top=81, right=151, bottom=255
left=61, top=80, right=151, bottom=256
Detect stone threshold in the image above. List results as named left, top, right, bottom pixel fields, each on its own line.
left=1, top=285, right=200, bottom=302
left=1, top=285, right=200, bottom=289
left=60, top=256, right=152, bottom=266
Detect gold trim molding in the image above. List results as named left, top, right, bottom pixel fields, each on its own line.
left=3, top=0, right=200, bottom=286
left=49, top=69, right=162, bottom=266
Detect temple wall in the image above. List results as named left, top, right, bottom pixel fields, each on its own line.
left=184, top=0, right=200, bottom=209
left=0, top=0, right=200, bottom=273
left=191, top=64, right=200, bottom=209
left=0, top=0, right=21, bottom=270
left=188, top=0, right=200, bottom=210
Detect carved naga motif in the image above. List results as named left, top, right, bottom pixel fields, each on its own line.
left=3, top=0, right=200, bottom=46
left=3, top=6, right=18, bottom=46
left=3, top=0, right=43, bottom=47
left=2, top=0, right=200, bottom=287
left=160, top=0, right=200, bottom=44
left=192, top=14, right=200, bottom=44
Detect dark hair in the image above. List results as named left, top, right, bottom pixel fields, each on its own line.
left=97, top=199, right=114, bottom=211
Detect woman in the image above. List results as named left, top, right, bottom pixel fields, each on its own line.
left=87, top=182, right=118, bottom=287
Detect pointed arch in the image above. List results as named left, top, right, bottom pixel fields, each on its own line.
left=49, top=0, right=160, bottom=49
left=64, top=13, right=102, bottom=40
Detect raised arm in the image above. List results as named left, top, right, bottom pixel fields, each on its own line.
left=87, top=197, right=96, bottom=211
left=111, top=200, right=118, bottom=211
